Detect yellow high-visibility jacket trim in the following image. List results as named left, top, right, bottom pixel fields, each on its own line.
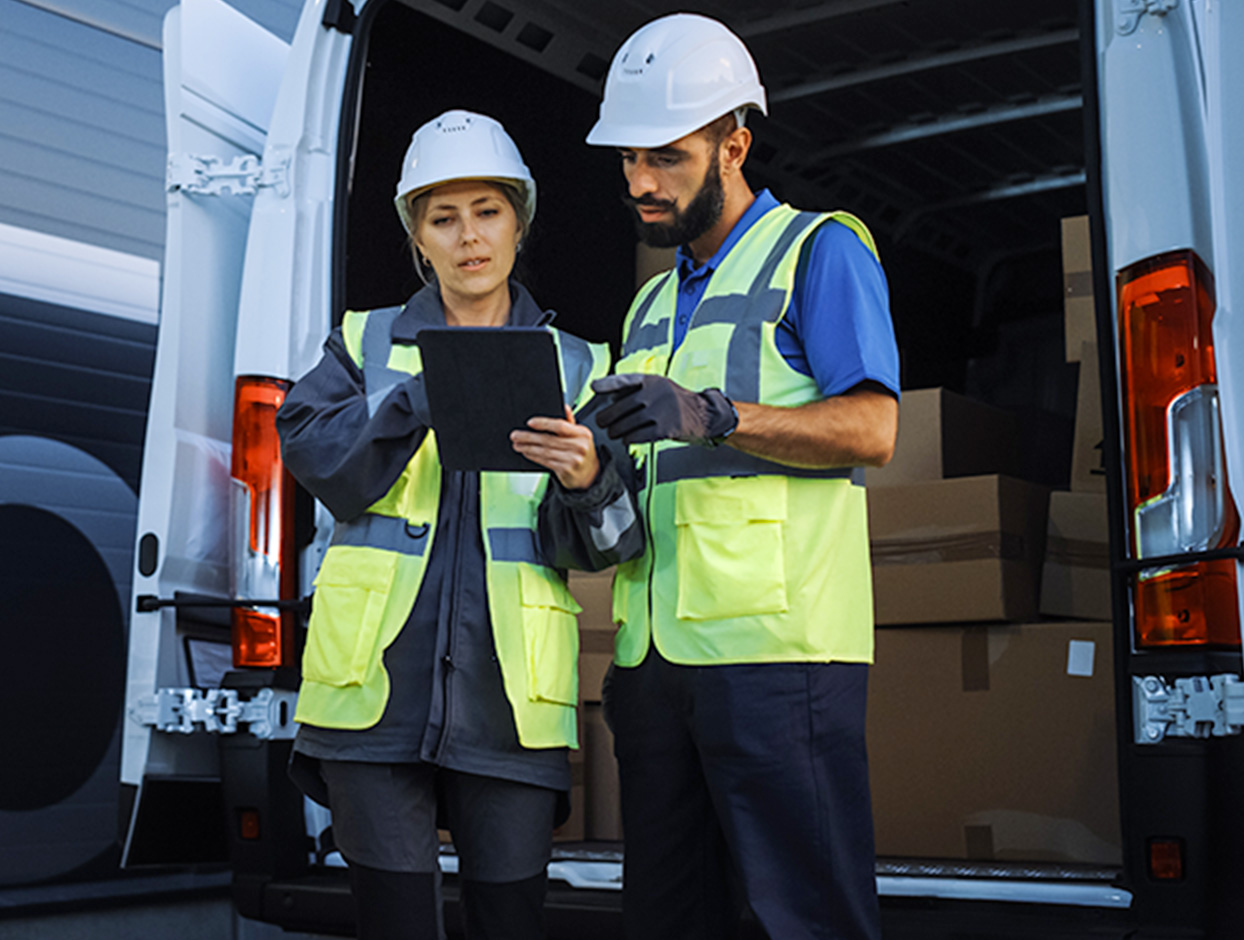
left=610, top=204, right=880, bottom=668
left=294, top=315, right=610, bottom=748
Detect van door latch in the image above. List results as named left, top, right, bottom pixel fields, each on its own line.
left=167, top=152, right=291, bottom=198
left=1133, top=674, right=1244, bottom=743
left=1116, top=0, right=1179, bottom=36
left=130, top=686, right=298, bottom=739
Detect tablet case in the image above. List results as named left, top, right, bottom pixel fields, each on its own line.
left=417, top=327, right=565, bottom=472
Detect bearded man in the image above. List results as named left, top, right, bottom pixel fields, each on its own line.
left=579, top=12, right=902, bottom=940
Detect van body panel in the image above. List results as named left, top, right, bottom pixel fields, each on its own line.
left=1097, top=4, right=1212, bottom=273
left=233, top=0, right=355, bottom=382
left=121, top=0, right=288, bottom=789
left=1200, top=1, right=1244, bottom=646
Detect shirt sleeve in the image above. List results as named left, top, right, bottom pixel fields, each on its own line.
left=775, top=219, right=901, bottom=399
left=275, top=329, right=431, bottom=522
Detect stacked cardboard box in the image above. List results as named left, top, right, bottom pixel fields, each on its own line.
left=866, top=387, right=1019, bottom=488
left=566, top=569, right=623, bottom=841
left=554, top=743, right=586, bottom=842
left=869, top=474, right=1050, bottom=625
left=569, top=569, right=615, bottom=705
left=867, top=620, right=1121, bottom=863
left=1036, top=217, right=1112, bottom=620
left=1041, top=490, right=1112, bottom=620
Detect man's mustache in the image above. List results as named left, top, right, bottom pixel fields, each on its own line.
left=621, top=193, right=676, bottom=213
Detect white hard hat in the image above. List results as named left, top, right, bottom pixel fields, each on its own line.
left=394, top=109, right=536, bottom=233
left=586, top=13, right=767, bottom=149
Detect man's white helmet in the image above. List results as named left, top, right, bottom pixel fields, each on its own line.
left=586, top=13, right=767, bottom=149
left=394, top=109, right=536, bottom=233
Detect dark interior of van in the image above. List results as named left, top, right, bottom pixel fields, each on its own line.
left=341, top=0, right=1085, bottom=485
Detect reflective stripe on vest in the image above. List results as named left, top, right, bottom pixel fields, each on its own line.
left=296, top=308, right=608, bottom=744
left=610, top=204, right=879, bottom=668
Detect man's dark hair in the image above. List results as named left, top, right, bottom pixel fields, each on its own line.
left=702, top=112, right=739, bottom=147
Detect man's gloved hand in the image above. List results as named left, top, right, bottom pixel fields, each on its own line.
left=591, top=374, right=738, bottom=447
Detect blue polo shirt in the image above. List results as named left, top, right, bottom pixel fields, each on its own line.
left=672, top=189, right=900, bottom=399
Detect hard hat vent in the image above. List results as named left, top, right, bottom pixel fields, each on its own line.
left=394, top=109, right=537, bottom=233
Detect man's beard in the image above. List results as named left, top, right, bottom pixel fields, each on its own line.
left=625, top=153, right=725, bottom=249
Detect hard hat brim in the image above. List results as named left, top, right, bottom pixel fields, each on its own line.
left=395, top=176, right=536, bottom=234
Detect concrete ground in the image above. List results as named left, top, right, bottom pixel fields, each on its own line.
left=0, top=873, right=333, bottom=940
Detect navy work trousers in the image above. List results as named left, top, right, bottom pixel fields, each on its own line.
left=604, top=651, right=880, bottom=940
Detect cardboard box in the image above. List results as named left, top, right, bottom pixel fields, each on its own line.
left=1041, top=491, right=1112, bottom=620
left=569, top=569, right=614, bottom=703
left=583, top=702, right=623, bottom=841
left=868, top=475, right=1050, bottom=625
left=553, top=737, right=586, bottom=842
left=1062, top=216, right=1097, bottom=363
left=1071, top=340, right=1107, bottom=493
left=866, top=387, right=1019, bottom=488
left=867, top=621, right=1121, bottom=864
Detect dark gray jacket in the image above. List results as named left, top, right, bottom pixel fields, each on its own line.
left=277, top=282, right=640, bottom=792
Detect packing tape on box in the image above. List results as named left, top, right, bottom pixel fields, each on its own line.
left=1044, top=536, right=1109, bottom=569
left=961, top=627, right=991, bottom=692
left=1064, top=269, right=1093, bottom=299
left=871, top=532, right=1025, bottom=567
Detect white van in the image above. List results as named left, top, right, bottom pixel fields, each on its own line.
left=120, top=0, right=1244, bottom=936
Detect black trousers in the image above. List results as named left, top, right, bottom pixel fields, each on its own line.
left=320, top=761, right=556, bottom=940
left=604, top=652, right=881, bottom=940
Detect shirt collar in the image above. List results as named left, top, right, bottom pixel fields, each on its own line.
left=675, top=188, right=781, bottom=281
left=391, top=280, right=553, bottom=341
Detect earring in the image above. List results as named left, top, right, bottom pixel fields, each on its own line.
left=419, top=253, right=429, bottom=267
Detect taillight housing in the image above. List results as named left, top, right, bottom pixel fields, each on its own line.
left=1117, top=250, right=1240, bottom=647
left=230, top=376, right=296, bottom=667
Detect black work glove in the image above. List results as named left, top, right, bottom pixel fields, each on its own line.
left=591, top=374, right=738, bottom=447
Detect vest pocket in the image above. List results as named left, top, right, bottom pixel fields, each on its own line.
left=673, top=476, right=789, bottom=620
left=517, top=565, right=582, bottom=706
left=302, top=547, right=399, bottom=687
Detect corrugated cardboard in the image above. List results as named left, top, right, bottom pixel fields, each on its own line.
left=1041, top=490, right=1112, bottom=620
left=583, top=703, right=623, bottom=841
left=866, top=387, right=1019, bottom=488
left=868, top=475, right=1050, bottom=625
left=553, top=745, right=586, bottom=842
left=867, top=621, right=1121, bottom=864
left=1071, top=340, right=1107, bottom=493
left=569, top=569, right=614, bottom=703
left=1062, top=215, right=1097, bottom=363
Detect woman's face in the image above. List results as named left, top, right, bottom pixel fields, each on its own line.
left=413, top=180, right=522, bottom=308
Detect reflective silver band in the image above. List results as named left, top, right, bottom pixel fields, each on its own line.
left=331, top=512, right=431, bottom=557
left=654, top=445, right=863, bottom=485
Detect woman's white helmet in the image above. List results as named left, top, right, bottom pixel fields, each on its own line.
left=586, top=14, right=767, bottom=149
left=394, top=109, right=536, bottom=233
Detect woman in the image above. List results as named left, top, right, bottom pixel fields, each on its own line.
left=276, top=110, right=626, bottom=940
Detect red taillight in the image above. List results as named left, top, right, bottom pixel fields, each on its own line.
left=230, top=376, right=296, bottom=668
left=1117, top=251, right=1240, bottom=648
left=239, top=808, right=262, bottom=841
left=1133, top=558, right=1240, bottom=647
left=1147, top=838, right=1184, bottom=881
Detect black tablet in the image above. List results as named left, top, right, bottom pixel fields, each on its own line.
left=417, top=327, right=565, bottom=472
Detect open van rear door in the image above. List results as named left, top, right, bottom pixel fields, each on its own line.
left=120, top=0, right=289, bottom=864
left=1094, top=0, right=1244, bottom=930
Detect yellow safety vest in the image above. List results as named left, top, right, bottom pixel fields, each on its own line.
left=294, top=308, right=610, bottom=748
left=611, top=203, right=881, bottom=667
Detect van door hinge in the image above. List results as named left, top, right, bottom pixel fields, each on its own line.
left=1116, top=0, right=1178, bottom=36
left=130, top=686, right=297, bottom=739
left=167, top=152, right=291, bottom=197
left=1133, top=674, right=1244, bottom=743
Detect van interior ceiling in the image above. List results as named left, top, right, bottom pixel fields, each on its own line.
left=343, top=0, right=1085, bottom=482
